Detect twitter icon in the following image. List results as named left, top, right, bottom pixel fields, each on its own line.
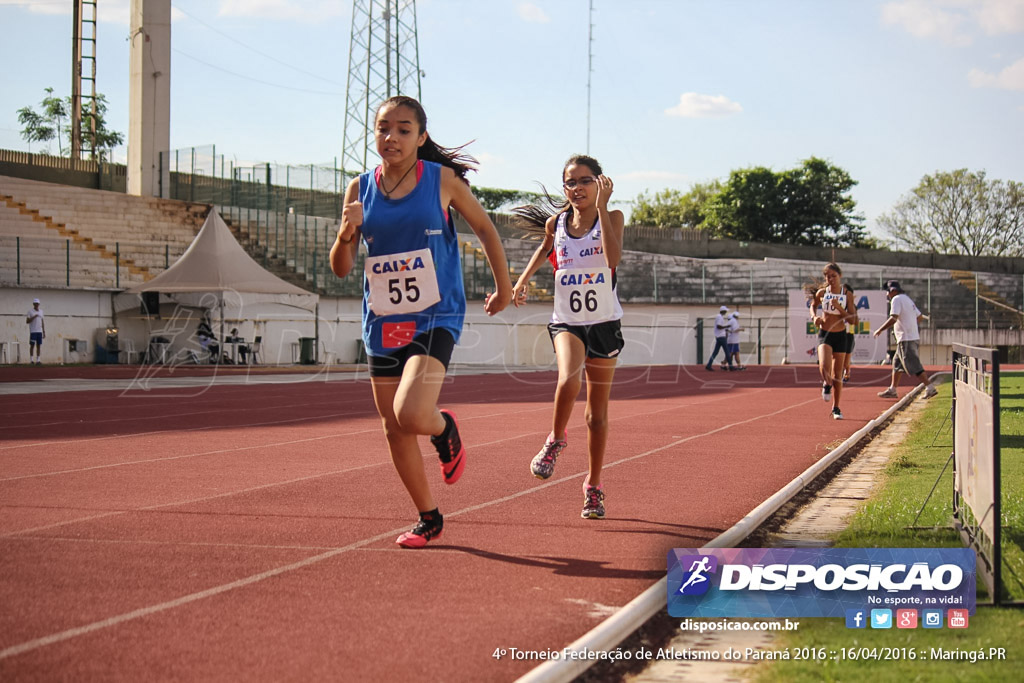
left=871, top=609, right=892, bottom=629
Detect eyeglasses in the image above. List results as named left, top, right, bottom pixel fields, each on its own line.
left=563, top=176, right=596, bottom=190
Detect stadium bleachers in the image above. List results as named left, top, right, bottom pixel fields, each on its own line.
left=0, top=176, right=208, bottom=289
left=2, top=173, right=1020, bottom=331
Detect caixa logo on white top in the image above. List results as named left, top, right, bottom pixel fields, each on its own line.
left=667, top=548, right=976, bottom=618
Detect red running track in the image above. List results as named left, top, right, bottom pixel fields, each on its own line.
left=0, top=364, right=917, bottom=681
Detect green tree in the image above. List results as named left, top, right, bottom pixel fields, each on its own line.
left=878, top=169, right=1024, bottom=257
left=630, top=181, right=722, bottom=229
left=630, top=188, right=688, bottom=227
left=17, top=88, right=124, bottom=159
left=704, top=166, right=786, bottom=242
left=471, top=186, right=545, bottom=212
left=778, top=157, right=866, bottom=247
left=705, top=158, right=866, bottom=247
left=17, top=87, right=68, bottom=155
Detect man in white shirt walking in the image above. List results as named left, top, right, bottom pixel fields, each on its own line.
left=26, top=298, right=45, bottom=365
left=872, top=280, right=937, bottom=399
left=727, top=312, right=746, bottom=370
left=704, top=305, right=734, bottom=371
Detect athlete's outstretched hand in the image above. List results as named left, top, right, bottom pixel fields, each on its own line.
left=511, top=281, right=529, bottom=307
left=595, top=174, right=614, bottom=210
left=484, top=289, right=512, bottom=316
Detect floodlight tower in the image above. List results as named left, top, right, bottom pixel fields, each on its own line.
left=71, top=0, right=99, bottom=160
left=341, top=0, right=422, bottom=176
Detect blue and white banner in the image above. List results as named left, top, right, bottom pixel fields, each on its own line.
left=667, top=548, right=976, bottom=618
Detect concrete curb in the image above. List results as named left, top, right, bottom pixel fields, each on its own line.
left=517, top=375, right=949, bottom=683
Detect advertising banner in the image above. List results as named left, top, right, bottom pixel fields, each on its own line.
left=954, top=376, right=997, bottom=540
left=668, top=548, right=976, bottom=619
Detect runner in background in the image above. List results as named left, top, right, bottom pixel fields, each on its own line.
left=330, top=96, right=512, bottom=548
left=842, top=284, right=857, bottom=382
left=511, top=154, right=624, bottom=520
left=810, top=262, right=857, bottom=420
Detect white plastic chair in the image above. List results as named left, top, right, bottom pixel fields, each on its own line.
left=120, top=339, right=140, bottom=364
left=320, top=340, right=337, bottom=366
left=248, top=336, right=263, bottom=365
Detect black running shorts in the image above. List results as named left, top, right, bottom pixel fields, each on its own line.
left=818, top=329, right=850, bottom=354
left=548, top=319, right=624, bottom=360
left=367, top=328, right=456, bottom=377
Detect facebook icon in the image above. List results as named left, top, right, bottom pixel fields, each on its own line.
left=845, top=609, right=866, bottom=629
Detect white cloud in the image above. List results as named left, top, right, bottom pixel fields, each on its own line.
left=881, top=0, right=1024, bottom=44
left=4, top=0, right=129, bottom=23
left=664, top=93, right=742, bottom=119
left=968, top=56, right=1024, bottom=89
left=517, top=3, right=550, bottom=24
left=880, top=0, right=972, bottom=46
left=976, top=0, right=1024, bottom=34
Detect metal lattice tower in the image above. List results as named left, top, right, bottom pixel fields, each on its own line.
left=71, top=0, right=99, bottom=160
left=341, top=0, right=422, bottom=176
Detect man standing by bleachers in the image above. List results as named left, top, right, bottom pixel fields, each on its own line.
left=26, top=298, right=45, bottom=364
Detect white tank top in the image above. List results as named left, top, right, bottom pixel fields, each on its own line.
left=549, top=211, right=623, bottom=325
left=821, top=285, right=848, bottom=317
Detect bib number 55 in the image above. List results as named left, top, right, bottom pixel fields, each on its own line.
left=365, top=247, right=441, bottom=316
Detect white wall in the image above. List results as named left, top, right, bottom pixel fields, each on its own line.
left=0, top=288, right=114, bottom=364
left=4, top=286, right=998, bottom=368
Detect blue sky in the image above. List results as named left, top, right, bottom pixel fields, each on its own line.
left=1, top=0, right=1022, bottom=235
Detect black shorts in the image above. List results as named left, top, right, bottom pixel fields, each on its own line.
left=548, top=319, right=624, bottom=360
left=846, top=332, right=855, bottom=354
left=818, top=329, right=850, bottom=354
left=367, top=328, right=456, bottom=378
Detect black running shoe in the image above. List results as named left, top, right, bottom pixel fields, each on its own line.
left=430, top=410, right=466, bottom=485
left=396, top=511, right=444, bottom=548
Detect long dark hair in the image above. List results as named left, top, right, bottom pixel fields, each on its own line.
left=511, top=154, right=604, bottom=238
left=803, top=262, right=844, bottom=300
left=376, top=96, right=477, bottom=182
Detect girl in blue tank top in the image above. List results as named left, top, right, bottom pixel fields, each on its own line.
left=330, top=96, right=512, bottom=549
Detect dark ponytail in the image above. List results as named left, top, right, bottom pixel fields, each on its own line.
left=376, top=96, right=477, bottom=182
left=511, top=154, right=604, bottom=239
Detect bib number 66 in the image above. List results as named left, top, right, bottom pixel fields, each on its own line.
left=569, top=288, right=598, bottom=314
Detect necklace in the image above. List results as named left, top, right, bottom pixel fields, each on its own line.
left=380, top=162, right=416, bottom=198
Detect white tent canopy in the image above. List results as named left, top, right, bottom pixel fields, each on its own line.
left=117, top=209, right=318, bottom=313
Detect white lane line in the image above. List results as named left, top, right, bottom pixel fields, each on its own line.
left=7, top=535, right=339, bottom=552
left=1, top=383, right=753, bottom=479
left=0, top=392, right=813, bottom=661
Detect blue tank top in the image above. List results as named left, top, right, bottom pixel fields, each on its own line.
left=358, top=160, right=466, bottom=355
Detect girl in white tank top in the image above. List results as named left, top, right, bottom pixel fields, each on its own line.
left=510, top=154, right=625, bottom=520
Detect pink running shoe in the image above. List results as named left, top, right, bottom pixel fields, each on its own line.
left=530, top=432, right=567, bottom=479
left=396, top=512, right=444, bottom=549
left=582, top=484, right=606, bottom=519
left=430, top=409, right=465, bottom=485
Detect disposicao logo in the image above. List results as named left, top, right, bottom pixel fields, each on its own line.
left=667, top=548, right=976, bottom=619
left=676, top=555, right=718, bottom=596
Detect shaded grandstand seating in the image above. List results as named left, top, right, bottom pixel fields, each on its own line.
left=3, top=174, right=1020, bottom=331
left=0, top=176, right=208, bottom=288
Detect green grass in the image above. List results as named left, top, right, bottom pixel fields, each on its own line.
left=753, top=372, right=1024, bottom=682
